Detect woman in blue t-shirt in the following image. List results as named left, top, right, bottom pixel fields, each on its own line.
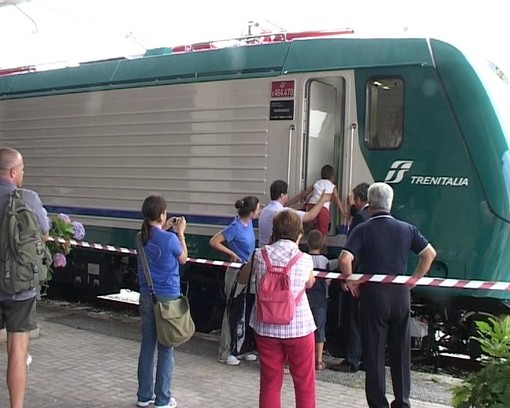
left=210, top=196, right=260, bottom=366
left=136, top=195, right=187, bottom=408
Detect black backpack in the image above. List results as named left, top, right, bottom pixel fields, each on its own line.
left=0, top=189, right=52, bottom=294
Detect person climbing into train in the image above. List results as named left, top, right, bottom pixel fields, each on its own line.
left=288, top=165, right=348, bottom=236
left=209, top=196, right=261, bottom=366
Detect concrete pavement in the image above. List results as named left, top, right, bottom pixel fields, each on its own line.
left=0, top=301, right=454, bottom=407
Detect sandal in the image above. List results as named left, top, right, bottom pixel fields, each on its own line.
left=316, top=361, right=327, bottom=371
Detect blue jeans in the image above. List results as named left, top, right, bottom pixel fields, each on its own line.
left=137, top=293, right=175, bottom=406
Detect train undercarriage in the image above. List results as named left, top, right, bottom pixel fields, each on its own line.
left=48, top=249, right=510, bottom=360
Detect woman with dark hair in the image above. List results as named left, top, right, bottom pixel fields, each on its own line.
left=241, top=209, right=316, bottom=408
left=210, top=196, right=260, bottom=366
left=136, top=195, right=187, bottom=408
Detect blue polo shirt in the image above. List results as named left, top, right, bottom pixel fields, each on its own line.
left=222, top=216, right=255, bottom=263
left=137, top=228, right=183, bottom=298
left=343, top=212, right=429, bottom=276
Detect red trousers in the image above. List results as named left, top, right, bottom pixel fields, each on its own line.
left=255, top=332, right=316, bottom=408
left=306, top=204, right=330, bottom=235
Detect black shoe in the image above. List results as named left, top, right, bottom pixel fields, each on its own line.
left=329, top=360, right=359, bottom=373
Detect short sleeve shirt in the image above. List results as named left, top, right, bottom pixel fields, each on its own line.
left=222, top=217, right=255, bottom=262
left=249, top=239, right=316, bottom=338
left=306, top=254, right=330, bottom=309
left=343, top=213, right=430, bottom=276
left=308, top=179, right=335, bottom=210
left=137, top=227, right=183, bottom=298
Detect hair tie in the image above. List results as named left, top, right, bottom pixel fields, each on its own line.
left=240, top=199, right=244, bottom=206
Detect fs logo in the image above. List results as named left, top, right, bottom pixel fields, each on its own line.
left=384, top=160, right=413, bottom=184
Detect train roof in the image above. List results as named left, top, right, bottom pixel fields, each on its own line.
left=0, top=35, right=444, bottom=99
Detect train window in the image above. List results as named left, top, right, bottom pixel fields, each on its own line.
left=365, top=78, right=404, bottom=149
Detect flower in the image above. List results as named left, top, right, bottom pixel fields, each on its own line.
left=58, top=213, right=71, bottom=223
left=72, top=221, right=86, bottom=240
left=53, top=253, right=67, bottom=268
left=47, top=213, right=86, bottom=277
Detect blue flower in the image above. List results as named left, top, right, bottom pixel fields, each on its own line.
left=72, top=221, right=85, bottom=240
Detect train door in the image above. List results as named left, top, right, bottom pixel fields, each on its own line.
left=301, top=76, right=352, bottom=358
left=302, top=77, right=346, bottom=236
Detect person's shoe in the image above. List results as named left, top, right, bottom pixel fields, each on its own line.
left=155, top=397, right=177, bottom=408
left=226, top=354, right=241, bottom=365
left=136, top=398, right=155, bottom=407
left=218, top=354, right=241, bottom=366
left=242, top=353, right=257, bottom=361
left=26, top=354, right=32, bottom=368
left=330, top=360, right=359, bottom=373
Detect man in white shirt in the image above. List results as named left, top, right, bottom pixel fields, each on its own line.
left=258, top=179, right=331, bottom=246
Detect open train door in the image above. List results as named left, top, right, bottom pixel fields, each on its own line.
left=302, top=74, right=360, bottom=358
left=302, top=77, right=347, bottom=238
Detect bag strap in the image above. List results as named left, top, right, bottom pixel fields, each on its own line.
left=288, top=251, right=305, bottom=305
left=261, top=248, right=272, bottom=271
left=283, top=251, right=303, bottom=275
left=136, top=232, right=157, bottom=304
left=246, top=249, right=256, bottom=295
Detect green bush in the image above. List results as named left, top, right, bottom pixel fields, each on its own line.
left=452, top=315, right=510, bottom=407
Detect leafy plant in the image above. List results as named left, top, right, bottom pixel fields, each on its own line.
left=46, top=213, right=86, bottom=281
left=452, top=315, right=510, bottom=407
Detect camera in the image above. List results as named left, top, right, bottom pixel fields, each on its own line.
left=170, top=216, right=182, bottom=224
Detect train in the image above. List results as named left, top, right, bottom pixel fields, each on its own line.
left=1, top=29, right=509, bottom=357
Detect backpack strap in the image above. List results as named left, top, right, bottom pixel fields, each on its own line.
left=261, top=248, right=273, bottom=271
left=283, top=251, right=303, bottom=275
left=284, top=251, right=305, bottom=305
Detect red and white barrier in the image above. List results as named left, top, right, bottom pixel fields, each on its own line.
left=48, top=236, right=510, bottom=291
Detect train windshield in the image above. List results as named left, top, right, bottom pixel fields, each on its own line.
left=469, top=55, right=510, bottom=201
left=471, top=56, right=510, bottom=145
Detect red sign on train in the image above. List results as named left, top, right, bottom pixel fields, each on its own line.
left=271, top=80, right=295, bottom=98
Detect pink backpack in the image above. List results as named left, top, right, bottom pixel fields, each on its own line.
left=257, top=248, right=304, bottom=325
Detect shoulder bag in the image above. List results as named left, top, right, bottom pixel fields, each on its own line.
left=137, top=233, right=195, bottom=347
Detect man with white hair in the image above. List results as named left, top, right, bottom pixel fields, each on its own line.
left=338, top=182, right=436, bottom=408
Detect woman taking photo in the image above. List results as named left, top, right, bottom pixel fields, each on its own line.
left=240, top=210, right=316, bottom=408
left=136, top=195, right=187, bottom=408
left=209, top=196, right=260, bottom=366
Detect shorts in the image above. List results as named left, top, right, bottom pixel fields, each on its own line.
left=310, top=306, right=327, bottom=343
left=306, top=204, right=330, bottom=235
left=0, top=296, right=37, bottom=333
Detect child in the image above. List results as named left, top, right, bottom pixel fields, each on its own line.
left=289, top=164, right=348, bottom=235
left=305, top=229, right=331, bottom=370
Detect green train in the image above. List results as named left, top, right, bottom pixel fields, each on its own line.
left=1, top=30, right=509, bottom=355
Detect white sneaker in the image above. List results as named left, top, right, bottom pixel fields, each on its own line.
left=225, top=354, right=241, bottom=366
left=137, top=398, right=155, bottom=407
left=242, top=353, right=257, bottom=361
left=26, top=354, right=32, bottom=368
left=155, top=397, right=177, bottom=408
